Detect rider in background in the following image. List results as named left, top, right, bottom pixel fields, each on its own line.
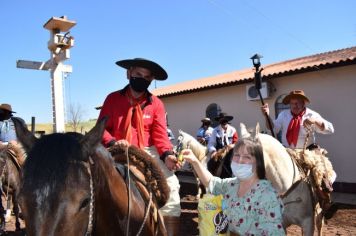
left=167, top=124, right=175, bottom=144
left=0, top=103, right=26, bottom=165
left=208, top=113, right=238, bottom=160
left=261, top=90, right=337, bottom=219
left=207, top=112, right=238, bottom=178
left=261, top=90, right=334, bottom=149
left=196, top=117, right=213, bottom=146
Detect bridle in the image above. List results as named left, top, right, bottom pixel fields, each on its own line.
left=124, top=146, right=155, bottom=236
left=83, top=157, right=95, bottom=236
left=84, top=147, right=156, bottom=236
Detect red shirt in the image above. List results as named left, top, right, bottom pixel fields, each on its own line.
left=98, top=86, right=173, bottom=156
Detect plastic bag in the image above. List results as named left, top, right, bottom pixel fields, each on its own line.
left=198, top=194, right=229, bottom=236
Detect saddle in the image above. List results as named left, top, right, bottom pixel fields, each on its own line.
left=286, top=147, right=334, bottom=214
left=287, top=147, right=334, bottom=191
left=115, top=162, right=159, bottom=223
left=0, top=144, right=25, bottom=170
left=108, top=144, right=170, bottom=208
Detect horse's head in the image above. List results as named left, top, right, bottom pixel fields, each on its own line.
left=14, top=117, right=110, bottom=235
left=177, top=130, right=207, bottom=162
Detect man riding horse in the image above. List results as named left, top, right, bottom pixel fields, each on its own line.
left=207, top=112, right=238, bottom=178
left=0, top=104, right=26, bottom=166
left=196, top=117, right=214, bottom=146
left=98, top=58, right=181, bottom=235
left=261, top=90, right=337, bottom=219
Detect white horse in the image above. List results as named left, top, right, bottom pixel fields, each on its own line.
left=178, top=126, right=323, bottom=236
left=177, top=130, right=209, bottom=197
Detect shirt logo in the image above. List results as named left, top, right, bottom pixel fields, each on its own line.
left=143, top=114, right=151, bottom=119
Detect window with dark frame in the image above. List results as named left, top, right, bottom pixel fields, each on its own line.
left=206, top=103, right=222, bottom=128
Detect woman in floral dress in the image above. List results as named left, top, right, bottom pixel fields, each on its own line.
left=182, top=135, right=285, bottom=235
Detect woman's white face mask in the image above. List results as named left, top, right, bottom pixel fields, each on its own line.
left=230, top=162, right=254, bottom=180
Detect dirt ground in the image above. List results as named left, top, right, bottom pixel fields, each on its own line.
left=2, top=183, right=356, bottom=236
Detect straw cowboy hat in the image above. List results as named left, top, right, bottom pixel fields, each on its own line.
left=201, top=117, right=211, bottom=123
left=116, top=58, right=168, bottom=81
left=0, top=104, right=16, bottom=113
left=282, top=90, right=310, bottom=105
left=214, top=112, right=233, bottom=122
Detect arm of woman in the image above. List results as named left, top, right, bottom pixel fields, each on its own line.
left=182, top=149, right=213, bottom=187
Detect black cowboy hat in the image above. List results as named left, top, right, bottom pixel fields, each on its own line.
left=116, top=58, right=168, bottom=81
left=214, top=112, right=233, bottom=122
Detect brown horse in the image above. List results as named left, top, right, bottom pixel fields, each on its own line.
left=13, top=117, right=169, bottom=236
left=0, top=146, right=22, bottom=233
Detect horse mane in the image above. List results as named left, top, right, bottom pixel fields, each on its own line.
left=22, top=133, right=85, bottom=194
left=109, top=144, right=170, bottom=208
left=178, top=130, right=207, bottom=161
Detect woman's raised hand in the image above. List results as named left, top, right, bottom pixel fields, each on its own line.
left=181, top=149, right=198, bottom=164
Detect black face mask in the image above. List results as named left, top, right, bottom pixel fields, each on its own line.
left=0, top=113, right=9, bottom=121
left=129, top=77, right=151, bottom=93
left=220, top=119, right=228, bottom=125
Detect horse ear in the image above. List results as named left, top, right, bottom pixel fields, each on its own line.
left=254, top=123, right=260, bottom=139
left=240, top=123, right=250, bottom=138
left=80, top=116, right=108, bottom=159
left=13, top=117, right=37, bottom=152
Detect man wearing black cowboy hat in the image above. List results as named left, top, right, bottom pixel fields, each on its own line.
left=207, top=112, right=238, bottom=177
left=98, top=58, right=180, bottom=235
left=208, top=113, right=238, bottom=157
left=0, top=103, right=27, bottom=165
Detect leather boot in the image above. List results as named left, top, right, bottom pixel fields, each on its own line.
left=164, top=216, right=180, bottom=236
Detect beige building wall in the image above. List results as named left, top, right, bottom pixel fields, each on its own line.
left=161, top=65, right=356, bottom=183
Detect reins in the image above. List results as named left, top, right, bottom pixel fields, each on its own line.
left=124, top=145, right=154, bottom=236
left=125, top=145, right=132, bottom=236
left=84, top=157, right=95, bottom=236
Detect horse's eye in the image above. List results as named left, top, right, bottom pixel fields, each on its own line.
left=79, top=198, right=90, bottom=210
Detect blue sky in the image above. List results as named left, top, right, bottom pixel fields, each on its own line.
left=1, top=0, right=355, bottom=123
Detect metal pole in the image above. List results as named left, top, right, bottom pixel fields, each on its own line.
left=255, top=69, right=276, bottom=138
left=31, top=116, right=35, bottom=134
